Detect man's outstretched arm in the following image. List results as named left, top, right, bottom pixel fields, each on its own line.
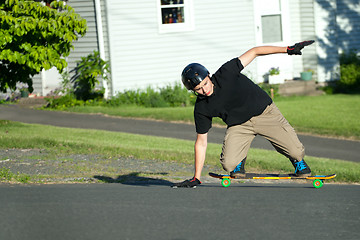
left=239, top=40, right=315, bottom=68
left=239, top=46, right=287, bottom=67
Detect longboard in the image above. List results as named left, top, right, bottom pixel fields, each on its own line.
left=209, top=172, right=336, bottom=188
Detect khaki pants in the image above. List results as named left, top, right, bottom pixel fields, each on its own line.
left=220, top=103, right=305, bottom=172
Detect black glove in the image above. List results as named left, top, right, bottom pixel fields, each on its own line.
left=171, top=177, right=201, bottom=188
left=287, top=40, right=315, bottom=55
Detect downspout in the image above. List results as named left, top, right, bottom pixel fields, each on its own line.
left=94, top=0, right=109, bottom=99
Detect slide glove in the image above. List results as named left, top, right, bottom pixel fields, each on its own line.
left=172, top=177, right=201, bottom=188
left=287, top=40, right=315, bottom=55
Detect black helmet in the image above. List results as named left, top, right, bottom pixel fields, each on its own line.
left=181, top=63, right=209, bottom=90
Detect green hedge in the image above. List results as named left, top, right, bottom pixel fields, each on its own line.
left=323, top=50, right=360, bottom=94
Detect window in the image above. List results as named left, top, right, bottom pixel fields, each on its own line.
left=158, top=0, right=194, bottom=33
left=161, top=0, right=184, bottom=24
left=261, top=15, right=283, bottom=43
left=257, top=0, right=283, bottom=43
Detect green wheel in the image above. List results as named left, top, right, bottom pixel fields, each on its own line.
left=313, top=179, right=324, bottom=188
left=221, top=178, right=231, bottom=188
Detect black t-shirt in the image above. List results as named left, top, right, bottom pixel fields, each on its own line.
left=194, top=58, right=272, bottom=134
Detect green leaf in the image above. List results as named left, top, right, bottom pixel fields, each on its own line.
left=0, top=0, right=87, bottom=93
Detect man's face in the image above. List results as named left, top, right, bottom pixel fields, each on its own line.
left=193, top=76, right=214, bottom=97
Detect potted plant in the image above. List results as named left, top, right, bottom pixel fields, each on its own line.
left=300, top=69, right=314, bottom=81
left=18, top=83, right=29, bottom=98
left=268, top=67, right=284, bottom=84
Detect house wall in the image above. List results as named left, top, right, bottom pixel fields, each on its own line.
left=100, top=0, right=110, bottom=62
left=99, top=0, right=111, bottom=95
left=336, top=0, right=360, bottom=53
left=66, top=0, right=99, bottom=71
left=67, top=0, right=111, bottom=96
left=30, top=0, right=359, bottom=95
left=314, top=0, right=341, bottom=82
left=31, top=73, right=42, bottom=94
left=288, top=0, right=304, bottom=79
left=106, top=0, right=257, bottom=95
left=299, top=0, right=318, bottom=80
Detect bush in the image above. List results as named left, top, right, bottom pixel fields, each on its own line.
left=44, top=83, right=196, bottom=109
left=140, top=87, right=169, bottom=108
left=159, top=83, right=195, bottom=107
left=258, top=83, right=279, bottom=98
left=70, top=51, right=109, bottom=101
left=45, top=94, right=84, bottom=110
left=338, top=63, right=360, bottom=92
left=45, top=81, right=283, bottom=109
left=324, top=50, right=360, bottom=94
left=107, top=84, right=195, bottom=108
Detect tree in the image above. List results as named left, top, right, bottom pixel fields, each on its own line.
left=0, top=0, right=87, bottom=93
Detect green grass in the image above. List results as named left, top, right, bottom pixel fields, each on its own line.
left=0, top=167, right=31, bottom=183
left=64, top=104, right=196, bottom=122
left=62, top=95, right=360, bottom=140
left=0, top=120, right=359, bottom=184
left=274, top=95, right=360, bottom=139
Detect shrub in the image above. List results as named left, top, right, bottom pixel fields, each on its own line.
left=108, top=84, right=195, bottom=108
left=140, top=87, right=169, bottom=108
left=159, top=83, right=194, bottom=107
left=70, top=51, right=109, bottom=100
left=44, top=82, right=196, bottom=109
left=338, top=63, right=360, bottom=93
left=44, top=94, right=84, bottom=110
left=258, top=83, right=279, bottom=98
left=268, top=67, right=280, bottom=76
left=324, top=50, right=360, bottom=94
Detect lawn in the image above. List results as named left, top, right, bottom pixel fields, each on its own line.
left=274, top=94, right=360, bottom=139
left=64, top=94, right=360, bottom=140
left=0, top=120, right=359, bottom=184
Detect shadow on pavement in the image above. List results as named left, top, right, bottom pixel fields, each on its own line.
left=94, top=172, right=173, bottom=186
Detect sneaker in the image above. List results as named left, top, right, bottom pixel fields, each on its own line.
left=171, top=177, right=201, bottom=188
left=230, top=159, right=246, bottom=178
left=294, top=159, right=311, bottom=176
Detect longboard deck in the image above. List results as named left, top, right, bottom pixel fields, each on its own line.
left=209, top=172, right=336, bottom=180
left=209, top=172, right=336, bottom=188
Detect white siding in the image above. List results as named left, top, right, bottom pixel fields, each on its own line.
left=67, top=0, right=99, bottom=71
left=314, top=0, right=340, bottom=82
left=107, top=0, right=256, bottom=94
left=288, top=0, right=304, bottom=79
left=100, top=0, right=110, bottom=62
left=31, top=74, right=42, bottom=94
left=299, top=0, right=318, bottom=79
left=336, top=0, right=360, bottom=53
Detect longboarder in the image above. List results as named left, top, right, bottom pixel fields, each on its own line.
left=173, top=41, right=315, bottom=188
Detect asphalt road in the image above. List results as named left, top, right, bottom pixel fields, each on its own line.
left=1, top=104, right=359, bottom=162
left=0, top=183, right=359, bottom=240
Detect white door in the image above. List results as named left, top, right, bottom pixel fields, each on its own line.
left=41, top=67, right=62, bottom=96
left=253, top=0, right=292, bottom=83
